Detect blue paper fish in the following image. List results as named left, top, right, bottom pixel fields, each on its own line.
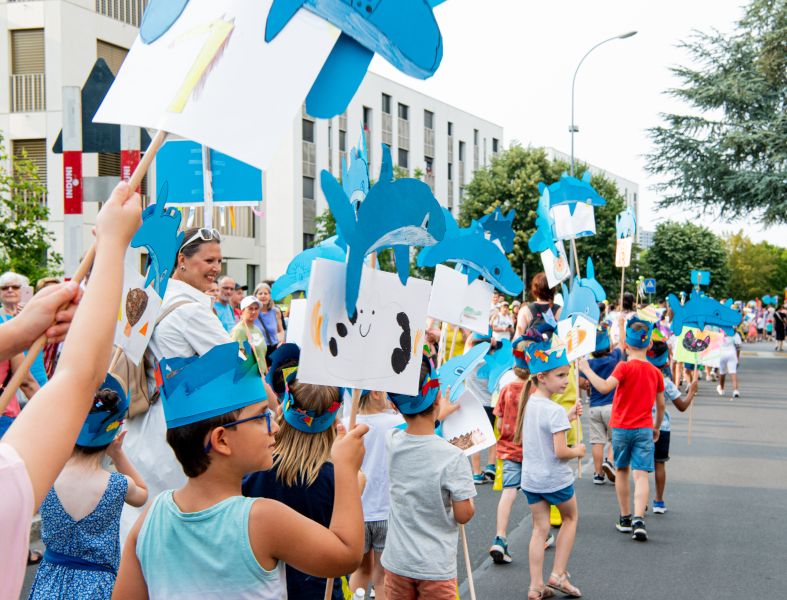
left=528, top=187, right=558, bottom=254
left=667, top=291, right=742, bottom=335
left=322, top=144, right=446, bottom=316
left=561, top=275, right=603, bottom=325
left=615, top=207, right=636, bottom=239
left=131, top=182, right=184, bottom=298
left=477, top=338, right=514, bottom=393
left=271, top=236, right=347, bottom=301
left=478, top=207, right=516, bottom=253
left=579, top=258, right=606, bottom=303
left=342, top=127, right=370, bottom=209
left=541, top=171, right=606, bottom=211
left=437, top=342, right=489, bottom=403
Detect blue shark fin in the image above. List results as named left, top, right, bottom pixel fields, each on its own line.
left=264, top=0, right=306, bottom=43
left=380, top=144, right=394, bottom=183
left=140, top=0, right=190, bottom=44
left=393, top=246, right=410, bottom=284
left=320, top=170, right=356, bottom=242
left=466, top=267, right=480, bottom=284
left=305, top=33, right=374, bottom=118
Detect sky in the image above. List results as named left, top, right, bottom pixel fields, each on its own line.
left=368, top=0, right=787, bottom=246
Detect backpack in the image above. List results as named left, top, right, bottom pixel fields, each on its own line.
left=109, top=299, right=194, bottom=419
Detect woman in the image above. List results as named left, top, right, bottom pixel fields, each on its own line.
left=254, top=282, right=285, bottom=365
left=120, top=227, right=231, bottom=540
left=774, top=304, right=786, bottom=352
left=0, top=271, right=48, bottom=387
left=516, top=272, right=562, bottom=336
left=230, top=296, right=268, bottom=374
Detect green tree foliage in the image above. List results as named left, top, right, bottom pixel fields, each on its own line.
left=646, top=0, right=787, bottom=224
left=458, top=144, right=634, bottom=298
left=642, top=221, right=729, bottom=298
left=725, top=231, right=787, bottom=300
left=0, top=133, right=62, bottom=283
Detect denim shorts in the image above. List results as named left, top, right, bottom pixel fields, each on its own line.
left=522, top=484, right=575, bottom=506
left=502, top=460, right=522, bottom=489
left=612, top=427, right=655, bottom=472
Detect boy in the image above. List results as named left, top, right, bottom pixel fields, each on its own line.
left=579, top=316, right=665, bottom=542
left=382, top=356, right=476, bottom=598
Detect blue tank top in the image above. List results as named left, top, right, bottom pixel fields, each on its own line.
left=136, top=492, right=284, bottom=599
left=256, top=309, right=279, bottom=346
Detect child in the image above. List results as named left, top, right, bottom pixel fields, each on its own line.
left=578, top=323, right=622, bottom=485
left=113, top=342, right=368, bottom=598
left=381, top=355, right=476, bottom=598
left=716, top=329, right=742, bottom=398
left=646, top=341, right=697, bottom=514
left=579, top=316, right=665, bottom=542
left=513, top=336, right=584, bottom=599
left=28, top=375, right=148, bottom=599
left=344, top=390, right=404, bottom=599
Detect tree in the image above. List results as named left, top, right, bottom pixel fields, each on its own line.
left=646, top=0, right=787, bottom=224
left=0, top=133, right=62, bottom=283
left=642, top=221, right=729, bottom=298
left=725, top=231, right=787, bottom=300
left=458, top=144, right=635, bottom=298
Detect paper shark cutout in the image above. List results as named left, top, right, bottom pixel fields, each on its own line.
left=667, top=291, right=742, bottom=336
left=616, top=207, right=637, bottom=239
left=528, top=187, right=558, bottom=254
left=478, top=207, right=516, bottom=253
left=539, top=171, right=606, bottom=212
left=341, top=127, right=370, bottom=209
left=130, top=182, right=184, bottom=298
left=579, top=258, right=606, bottom=303
left=139, top=0, right=191, bottom=43
left=322, top=144, right=446, bottom=316
left=437, top=342, right=489, bottom=403
left=561, top=275, right=602, bottom=325
left=477, top=338, right=514, bottom=393
left=271, top=236, right=347, bottom=301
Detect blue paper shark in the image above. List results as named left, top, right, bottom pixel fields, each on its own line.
left=540, top=171, right=606, bottom=212
left=579, top=258, right=606, bottom=303
left=478, top=207, right=516, bottom=253
left=131, top=182, right=184, bottom=298
left=341, top=127, right=370, bottom=209
left=437, top=342, right=489, bottom=403
left=139, top=0, right=190, bottom=43
left=271, top=236, right=347, bottom=301
left=528, top=187, right=558, bottom=254
left=477, top=338, right=514, bottom=393
left=561, top=274, right=603, bottom=325
left=322, top=144, right=446, bottom=316
left=667, top=291, right=742, bottom=336
left=616, top=207, right=637, bottom=239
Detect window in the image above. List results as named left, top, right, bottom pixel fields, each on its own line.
left=424, top=110, right=434, bottom=130
left=98, top=151, right=120, bottom=177
left=339, top=130, right=346, bottom=152
left=363, top=106, right=372, bottom=129
left=425, top=156, right=433, bottom=175
left=447, top=121, right=453, bottom=136
left=398, top=103, right=409, bottom=120
left=96, top=40, right=128, bottom=75
left=11, top=29, right=45, bottom=75
left=246, top=264, right=258, bottom=291
left=302, top=119, right=315, bottom=143
left=458, top=141, right=465, bottom=161
left=493, top=138, right=499, bottom=153
left=303, top=233, right=315, bottom=249
left=473, top=129, right=479, bottom=145
left=448, top=162, right=453, bottom=180
left=382, top=93, right=391, bottom=114
left=398, top=148, right=409, bottom=169
left=303, top=176, right=315, bottom=199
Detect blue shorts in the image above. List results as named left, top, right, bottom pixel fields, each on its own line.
left=522, top=484, right=575, bottom=506
left=612, top=427, right=655, bottom=472
left=502, top=460, right=521, bottom=488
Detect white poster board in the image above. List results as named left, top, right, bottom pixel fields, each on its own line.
left=540, top=240, right=571, bottom=288
left=94, top=0, right=339, bottom=170
left=551, top=203, right=596, bottom=240
left=114, top=253, right=163, bottom=365
left=615, top=237, right=633, bottom=268
left=442, top=390, right=497, bottom=457
left=557, top=314, right=597, bottom=362
left=427, top=264, right=494, bottom=335
left=298, top=259, right=431, bottom=395
left=286, top=298, right=307, bottom=346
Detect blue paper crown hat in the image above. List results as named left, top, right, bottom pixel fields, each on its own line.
left=625, top=316, right=654, bottom=349
left=595, top=323, right=611, bottom=352
left=157, top=342, right=267, bottom=429
left=646, top=343, right=669, bottom=368
left=282, top=385, right=343, bottom=434
left=389, top=355, right=441, bottom=415
left=524, top=338, right=569, bottom=375
left=77, top=374, right=130, bottom=448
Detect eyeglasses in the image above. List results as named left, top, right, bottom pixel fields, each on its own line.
left=203, top=410, right=273, bottom=453
left=182, top=228, right=221, bottom=250
left=0, top=285, right=21, bottom=291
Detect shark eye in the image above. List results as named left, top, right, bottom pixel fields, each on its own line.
left=493, top=267, right=501, bottom=276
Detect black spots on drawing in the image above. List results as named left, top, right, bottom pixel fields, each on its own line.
left=336, top=323, right=348, bottom=338
left=391, top=312, right=411, bottom=374
left=329, top=337, right=338, bottom=357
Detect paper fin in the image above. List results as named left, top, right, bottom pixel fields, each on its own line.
left=264, top=0, right=306, bottom=42
left=393, top=245, right=410, bottom=284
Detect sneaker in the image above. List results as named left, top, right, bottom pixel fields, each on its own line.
left=602, top=460, right=616, bottom=482
left=733, top=390, right=740, bottom=398
left=632, top=518, right=648, bottom=541
left=473, top=473, right=487, bottom=485
left=484, top=463, right=496, bottom=481
left=544, top=533, right=555, bottom=550
left=616, top=515, right=633, bottom=533
left=716, top=384, right=724, bottom=396
left=489, top=536, right=512, bottom=564
left=593, top=473, right=605, bottom=485
left=653, top=500, right=667, bottom=514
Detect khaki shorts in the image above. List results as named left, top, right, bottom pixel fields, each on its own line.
left=589, top=405, right=613, bottom=445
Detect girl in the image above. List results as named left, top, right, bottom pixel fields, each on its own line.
left=343, top=390, right=404, bottom=599
left=28, top=375, right=148, bottom=599
left=514, top=338, right=585, bottom=599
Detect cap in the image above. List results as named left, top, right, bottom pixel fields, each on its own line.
left=240, top=296, right=261, bottom=311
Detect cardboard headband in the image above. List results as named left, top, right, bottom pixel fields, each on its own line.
left=646, top=343, right=669, bottom=368
left=389, top=355, right=440, bottom=415
left=281, top=389, right=342, bottom=433
left=625, top=316, right=653, bottom=349
left=76, top=374, right=129, bottom=448
left=524, top=339, right=569, bottom=375
left=595, top=323, right=611, bottom=352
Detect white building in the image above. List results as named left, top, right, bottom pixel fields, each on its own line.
left=638, top=229, right=654, bottom=249
left=0, top=0, right=504, bottom=287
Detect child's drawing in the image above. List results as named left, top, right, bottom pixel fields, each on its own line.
left=442, top=391, right=496, bottom=457
left=114, top=252, right=163, bottom=365
left=427, top=264, right=494, bottom=335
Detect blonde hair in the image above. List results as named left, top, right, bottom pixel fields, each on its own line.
left=253, top=282, right=276, bottom=311
left=513, top=377, right=534, bottom=445
left=273, top=382, right=338, bottom=487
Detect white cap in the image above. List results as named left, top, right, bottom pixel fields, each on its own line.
left=240, top=296, right=261, bottom=311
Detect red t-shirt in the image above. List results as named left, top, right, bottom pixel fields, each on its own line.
left=609, top=359, right=664, bottom=429
left=493, top=380, right=524, bottom=462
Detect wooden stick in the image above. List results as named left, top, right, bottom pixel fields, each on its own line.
left=574, top=361, right=583, bottom=479
left=348, top=388, right=362, bottom=430
left=460, top=524, right=477, bottom=600
left=323, top=578, right=334, bottom=600
left=0, top=130, right=168, bottom=413
left=437, top=322, right=449, bottom=369
left=570, top=239, right=581, bottom=279
left=619, top=266, right=625, bottom=309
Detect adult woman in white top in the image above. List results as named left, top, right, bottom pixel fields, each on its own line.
left=120, top=228, right=230, bottom=540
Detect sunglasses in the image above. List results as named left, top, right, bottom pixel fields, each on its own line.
left=0, top=285, right=21, bottom=291
left=182, top=228, right=221, bottom=250
left=203, top=410, right=273, bottom=453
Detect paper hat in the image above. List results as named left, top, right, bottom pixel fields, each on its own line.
left=281, top=386, right=343, bottom=434
left=77, top=374, right=129, bottom=447
left=625, top=316, right=653, bottom=349
left=389, top=355, right=441, bottom=415
left=595, top=323, right=611, bottom=352
left=524, top=339, right=569, bottom=375
left=157, top=342, right=267, bottom=429
left=512, top=336, right=529, bottom=370
left=646, top=341, right=669, bottom=368
left=265, top=343, right=301, bottom=396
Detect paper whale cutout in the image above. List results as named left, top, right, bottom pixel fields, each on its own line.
left=528, top=186, right=558, bottom=254
left=322, top=144, right=446, bottom=316
left=271, top=236, right=347, bottom=301
left=342, top=127, right=370, bottom=209
left=540, top=171, right=606, bottom=212
left=437, top=341, right=490, bottom=403
left=130, top=182, right=184, bottom=298
left=667, top=291, right=741, bottom=335
left=579, top=258, right=606, bottom=303
left=478, top=207, right=516, bottom=253
left=560, top=268, right=605, bottom=325
left=616, top=207, right=637, bottom=239
left=477, top=338, right=514, bottom=393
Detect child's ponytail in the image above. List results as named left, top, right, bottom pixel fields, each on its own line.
left=513, top=378, right=533, bottom=445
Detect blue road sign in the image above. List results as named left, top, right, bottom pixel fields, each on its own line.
left=644, top=278, right=657, bottom=294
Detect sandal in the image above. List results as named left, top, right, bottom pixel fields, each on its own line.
left=528, top=586, right=555, bottom=599
left=547, top=572, right=581, bottom=597
left=27, top=550, right=43, bottom=566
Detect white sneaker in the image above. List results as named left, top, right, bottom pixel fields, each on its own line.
left=733, top=390, right=740, bottom=398
left=716, top=385, right=724, bottom=396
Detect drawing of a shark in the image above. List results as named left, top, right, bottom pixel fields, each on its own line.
left=668, top=291, right=742, bottom=335
left=321, top=144, right=446, bottom=316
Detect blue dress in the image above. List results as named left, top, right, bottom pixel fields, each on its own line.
left=29, top=472, right=128, bottom=600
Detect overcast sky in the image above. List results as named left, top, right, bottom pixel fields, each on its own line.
left=369, top=0, right=787, bottom=246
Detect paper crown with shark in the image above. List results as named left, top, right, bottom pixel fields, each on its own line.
left=389, top=355, right=441, bottom=415
left=77, top=374, right=129, bottom=448
left=281, top=386, right=342, bottom=433
left=157, top=342, right=267, bottom=429
left=625, top=316, right=654, bottom=349
left=524, top=338, right=569, bottom=375
left=595, top=322, right=611, bottom=352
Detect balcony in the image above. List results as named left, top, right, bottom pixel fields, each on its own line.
left=95, top=0, right=148, bottom=27
left=397, top=118, right=409, bottom=151
left=302, top=141, right=316, bottom=178
left=424, top=127, right=435, bottom=158
left=10, top=73, right=46, bottom=112
left=447, top=135, right=453, bottom=162
left=473, top=145, right=479, bottom=171
left=382, top=112, right=392, bottom=146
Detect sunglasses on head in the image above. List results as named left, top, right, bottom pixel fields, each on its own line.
left=182, top=228, right=221, bottom=250
left=0, top=285, right=21, bottom=291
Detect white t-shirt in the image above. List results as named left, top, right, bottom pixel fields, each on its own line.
left=521, top=394, right=574, bottom=493
left=492, top=313, right=514, bottom=341
left=342, top=411, right=404, bottom=522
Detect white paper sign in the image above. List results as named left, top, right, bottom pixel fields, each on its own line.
left=114, top=254, right=163, bottom=365
left=540, top=240, right=571, bottom=288
left=94, top=0, right=339, bottom=170
left=286, top=298, right=307, bottom=346
left=442, top=391, right=497, bottom=457
left=427, top=264, right=494, bottom=335
left=298, top=259, right=431, bottom=395
left=615, top=237, right=633, bottom=268
left=551, top=203, right=596, bottom=240
left=557, top=314, right=597, bottom=362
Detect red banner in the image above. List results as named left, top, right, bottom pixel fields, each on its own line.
left=121, top=149, right=141, bottom=191
left=63, top=150, right=82, bottom=215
